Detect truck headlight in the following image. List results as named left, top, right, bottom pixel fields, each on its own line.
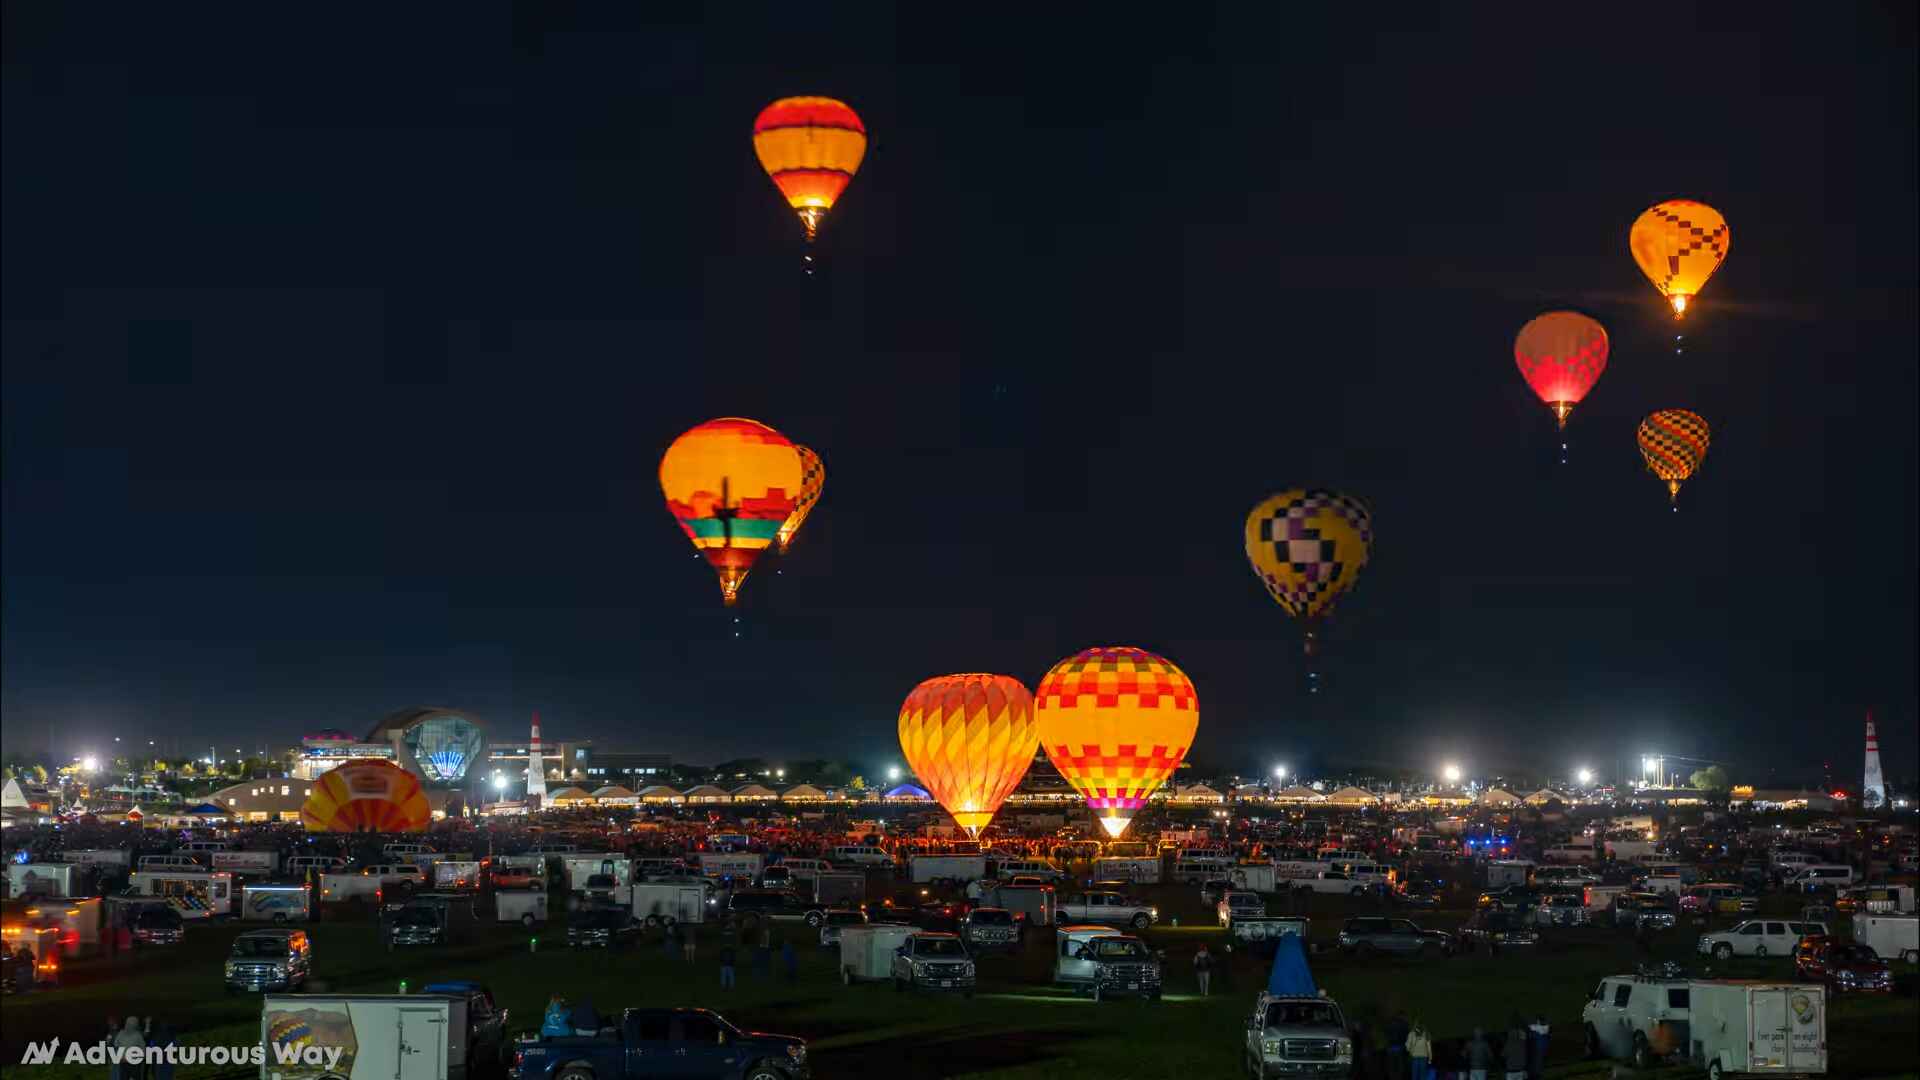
left=911, top=961, right=928, bottom=975
left=1336, top=1039, right=1353, bottom=1059
left=1263, top=1039, right=1282, bottom=1054
left=224, top=962, right=237, bottom=975
left=962, top=962, right=976, bottom=976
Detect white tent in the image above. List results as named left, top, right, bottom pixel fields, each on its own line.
left=637, top=785, right=683, bottom=804
left=780, top=784, right=829, bottom=802
left=1324, top=786, right=1379, bottom=807
left=730, top=783, right=778, bottom=801
left=682, top=784, right=732, bottom=804
left=1523, top=789, right=1566, bottom=806
left=1477, top=787, right=1521, bottom=806
left=545, top=785, right=594, bottom=805
left=1173, top=783, right=1224, bottom=804
left=1271, top=785, right=1327, bottom=804
left=591, top=785, right=638, bottom=805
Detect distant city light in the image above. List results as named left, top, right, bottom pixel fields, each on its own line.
left=1576, top=767, right=1594, bottom=786
left=82, top=756, right=99, bottom=772
left=491, top=774, right=508, bottom=792
left=1273, top=765, right=1288, bottom=781
left=887, top=766, right=901, bottom=782
left=1442, top=763, right=1462, bottom=784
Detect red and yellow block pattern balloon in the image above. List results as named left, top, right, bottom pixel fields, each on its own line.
left=897, top=673, right=1039, bottom=837
left=300, top=759, right=430, bottom=833
left=776, top=444, right=825, bottom=555
left=1514, top=311, right=1609, bottom=429
left=1637, top=409, right=1711, bottom=504
left=1036, top=646, right=1198, bottom=838
left=659, top=417, right=803, bottom=605
left=1629, top=199, right=1730, bottom=317
left=753, top=96, right=866, bottom=241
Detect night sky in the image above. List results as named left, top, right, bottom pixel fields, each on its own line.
left=3, top=7, right=1914, bottom=785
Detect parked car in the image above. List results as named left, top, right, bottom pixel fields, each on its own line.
left=890, top=932, right=975, bottom=994
left=223, top=929, right=311, bottom=993
left=1678, top=883, right=1755, bottom=916
left=816, top=909, right=868, bottom=949
left=1335, top=916, right=1452, bottom=957
left=569, top=907, right=641, bottom=949
left=1697, top=918, right=1827, bottom=960
left=1794, top=936, right=1893, bottom=993
left=1536, top=894, right=1590, bottom=927
left=1052, top=925, right=1162, bottom=1001
left=130, top=904, right=185, bottom=946
left=1459, top=910, right=1538, bottom=949
left=1057, top=890, right=1158, bottom=929
left=959, top=907, right=1021, bottom=952
left=1613, top=892, right=1677, bottom=930
left=728, top=889, right=825, bottom=927
left=1244, top=992, right=1351, bottom=1079
left=1476, top=885, right=1541, bottom=913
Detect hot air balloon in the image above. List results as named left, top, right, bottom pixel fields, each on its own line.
left=1036, top=646, right=1198, bottom=839
left=898, top=673, right=1039, bottom=837
left=753, top=96, right=867, bottom=244
left=775, top=444, right=825, bottom=555
left=300, top=759, right=430, bottom=833
left=1514, top=311, right=1609, bottom=431
left=1244, top=490, right=1373, bottom=656
left=1637, top=409, right=1710, bottom=505
left=659, top=417, right=803, bottom=605
left=1630, top=199, right=1730, bottom=317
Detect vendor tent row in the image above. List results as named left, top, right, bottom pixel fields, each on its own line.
left=539, top=781, right=1572, bottom=809
left=543, top=782, right=839, bottom=806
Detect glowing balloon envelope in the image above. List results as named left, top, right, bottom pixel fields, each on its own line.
left=753, top=96, right=867, bottom=242
left=659, top=418, right=803, bottom=605
left=775, top=444, right=825, bottom=555
left=1244, top=490, right=1373, bottom=655
left=1637, top=409, right=1710, bottom=504
left=1036, top=646, right=1198, bottom=839
left=1514, top=311, right=1609, bottom=430
left=897, top=673, right=1039, bottom=837
left=1630, top=199, right=1730, bottom=317
left=300, top=759, right=430, bottom=833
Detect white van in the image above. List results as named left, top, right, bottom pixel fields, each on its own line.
left=1541, top=843, right=1596, bottom=864
left=1173, top=853, right=1235, bottom=884
left=138, top=854, right=205, bottom=871
left=382, top=842, right=433, bottom=858
left=180, top=840, right=229, bottom=854
left=1788, top=865, right=1854, bottom=890
left=831, top=845, right=892, bottom=867
left=285, top=855, right=351, bottom=876
left=778, top=857, right=833, bottom=883
left=1329, top=862, right=1395, bottom=887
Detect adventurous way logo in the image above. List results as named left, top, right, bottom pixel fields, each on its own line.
left=15, top=1039, right=344, bottom=1070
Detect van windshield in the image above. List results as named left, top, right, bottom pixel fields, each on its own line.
left=231, top=937, right=291, bottom=958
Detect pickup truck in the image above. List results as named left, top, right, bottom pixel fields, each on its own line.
left=1292, top=872, right=1381, bottom=897
left=1218, top=891, right=1266, bottom=928
left=1244, top=992, right=1352, bottom=1078
left=1057, top=890, right=1158, bottom=929
left=510, top=1007, right=808, bottom=1080
left=890, top=932, right=976, bottom=994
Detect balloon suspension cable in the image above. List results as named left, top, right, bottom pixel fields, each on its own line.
left=1674, top=331, right=1685, bottom=357
left=797, top=208, right=825, bottom=276
left=1550, top=403, right=1573, bottom=465
left=1667, top=479, right=1681, bottom=513
left=1302, top=628, right=1321, bottom=695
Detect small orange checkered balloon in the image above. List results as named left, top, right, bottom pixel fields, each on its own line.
left=1035, top=647, right=1198, bottom=839
left=1629, top=199, right=1730, bottom=318
left=897, top=674, right=1038, bottom=837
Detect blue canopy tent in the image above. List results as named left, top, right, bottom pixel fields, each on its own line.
left=1266, top=931, right=1317, bottom=997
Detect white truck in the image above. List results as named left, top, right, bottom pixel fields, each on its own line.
left=259, top=992, right=499, bottom=1080
left=6, top=863, right=85, bottom=898
left=495, top=890, right=548, bottom=927
left=240, top=883, right=312, bottom=922
left=631, top=882, right=709, bottom=927
left=1582, top=973, right=1693, bottom=1068
left=697, top=852, right=763, bottom=881
left=909, top=854, right=987, bottom=885
left=1851, top=913, right=1918, bottom=965
left=1686, top=981, right=1827, bottom=1079
left=1057, top=890, right=1158, bottom=929
left=1293, top=871, right=1383, bottom=897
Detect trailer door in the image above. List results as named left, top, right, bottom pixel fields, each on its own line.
left=1785, top=988, right=1825, bottom=1074
left=398, top=1007, right=448, bottom=1080
left=1747, top=988, right=1789, bottom=1070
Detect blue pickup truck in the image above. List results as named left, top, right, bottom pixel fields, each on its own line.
left=510, top=1007, right=808, bottom=1080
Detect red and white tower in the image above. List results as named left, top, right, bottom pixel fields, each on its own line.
left=1862, top=712, right=1886, bottom=809
left=526, top=712, right=548, bottom=810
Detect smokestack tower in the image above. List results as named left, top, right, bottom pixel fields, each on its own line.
left=526, top=712, right=548, bottom=810
left=1862, top=712, right=1886, bottom=809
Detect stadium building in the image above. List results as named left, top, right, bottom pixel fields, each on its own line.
left=292, top=708, right=488, bottom=794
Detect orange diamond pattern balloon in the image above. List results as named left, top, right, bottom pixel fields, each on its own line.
left=898, top=673, right=1038, bottom=837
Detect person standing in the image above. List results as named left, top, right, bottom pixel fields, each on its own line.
left=1193, top=944, right=1213, bottom=996
left=1502, top=1019, right=1527, bottom=1080
left=1406, top=1019, right=1432, bottom=1080
left=1467, top=1027, right=1490, bottom=1080
left=682, top=927, right=696, bottom=965
left=662, top=922, right=678, bottom=961
left=1526, top=1015, right=1550, bottom=1080
left=111, top=1017, right=144, bottom=1080
left=148, top=1019, right=177, bottom=1080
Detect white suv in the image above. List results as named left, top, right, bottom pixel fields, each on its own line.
left=1697, top=918, right=1826, bottom=960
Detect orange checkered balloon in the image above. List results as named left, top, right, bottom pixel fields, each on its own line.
left=1629, top=199, right=1730, bottom=318
left=1036, top=646, right=1198, bottom=839
left=897, top=674, right=1039, bottom=837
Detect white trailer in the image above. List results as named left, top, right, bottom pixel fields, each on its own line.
left=494, top=890, right=548, bottom=928
left=240, top=884, right=312, bottom=922
left=698, top=852, right=764, bottom=881
left=910, top=854, right=988, bottom=884
left=1852, top=913, right=1918, bottom=965
left=260, top=994, right=472, bottom=1080
left=6, top=863, right=83, bottom=898
left=837, top=924, right=916, bottom=984
left=1229, top=864, right=1279, bottom=893
left=432, top=861, right=483, bottom=891
left=318, top=872, right=383, bottom=905
left=1486, top=860, right=1535, bottom=889
left=1687, top=981, right=1826, bottom=1079
left=56, top=849, right=131, bottom=867
left=126, top=869, right=235, bottom=917
left=561, top=854, right=628, bottom=893
left=631, top=882, right=708, bottom=927
left=1094, top=856, right=1163, bottom=885
left=213, top=850, right=281, bottom=875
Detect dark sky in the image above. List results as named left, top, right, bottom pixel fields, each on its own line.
left=3, top=6, right=1915, bottom=786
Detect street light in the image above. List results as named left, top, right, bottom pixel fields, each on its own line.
left=1576, top=767, right=1594, bottom=786
left=1442, top=763, right=1462, bottom=785
left=1273, top=765, right=1288, bottom=782
left=887, top=766, right=902, bottom=782
left=82, top=756, right=99, bottom=773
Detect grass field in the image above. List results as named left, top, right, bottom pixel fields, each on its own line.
left=3, top=878, right=1915, bottom=1080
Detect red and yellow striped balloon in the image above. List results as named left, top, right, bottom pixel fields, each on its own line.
left=752, top=96, right=867, bottom=242
left=898, top=674, right=1039, bottom=837
left=1036, top=647, right=1198, bottom=839
left=1637, top=409, right=1711, bottom=504
left=300, top=760, right=430, bottom=833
